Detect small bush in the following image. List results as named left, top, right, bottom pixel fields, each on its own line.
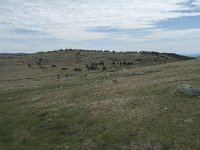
left=40, top=66, right=46, bottom=69
left=136, top=58, right=142, bottom=61
left=38, top=58, right=43, bottom=62
left=74, top=68, right=82, bottom=72
left=37, top=62, right=42, bottom=66
left=61, top=68, right=68, bottom=70
left=52, top=64, right=56, bottom=67
left=127, top=62, right=133, bottom=65
left=102, top=66, right=106, bottom=70
left=87, top=65, right=97, bottom=70
left=98, top=60, right=104, bottom=65
left=86, top=64, right=89, bottom=70
left=123, top=61, right=127, bottom=65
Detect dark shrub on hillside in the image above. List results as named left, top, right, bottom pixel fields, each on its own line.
left=38, top=58, right=43, bottom=62
left=98, top=60, right=104, bottom=65
left=40, top=66, right=46, bottom=69
left=104, top=50, right=110, bottom=52
left=52, top=64, right=56, bottom=67
left=123, top=61, right=127, bottom=65
left=127, top=62, right=133, bottom=65
left=136, top=58, right=142, bottom=61
left=86, top=64, right=89, bottom=70
left=36, top=61, right=42, bottom=66
left=102, top=66, right=106, bottom=70
left=112, top=60, right=116, bottom=65
left=74, top=68, right=82, bottom=71
left=87, top=65, right=97, bottom=70
left=28, top=64, right=31, bottom=67
left=61, top=68, right=68, bottom=70
left=57, top=74, right=60, bottom=79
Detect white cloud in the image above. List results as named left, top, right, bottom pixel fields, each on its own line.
left=128, top=28, right=200, bottom=42
left=0, top=0, right=200, bottom=53
left=192, top=1, right=200, bottom=7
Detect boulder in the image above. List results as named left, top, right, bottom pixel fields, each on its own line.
left=176, top=84, right=200, bottom=96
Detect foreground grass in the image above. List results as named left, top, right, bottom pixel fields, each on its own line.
left=0, top=57, right=200, bottom=149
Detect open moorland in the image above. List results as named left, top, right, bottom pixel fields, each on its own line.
left=0, top=49, right=200, bottom=150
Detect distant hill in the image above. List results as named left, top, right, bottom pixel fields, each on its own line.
left=186, top=54, right=200, bottom=58
left=0, top=53, right=27, bottom=57
left=0, top=50, right=195, bottom=60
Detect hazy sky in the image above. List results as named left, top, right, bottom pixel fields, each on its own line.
left=0, top=0, right=200, bottom=55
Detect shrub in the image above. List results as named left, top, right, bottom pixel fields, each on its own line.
left=127, top=62, right=133, bottom=65
left=102, top=66, right=106, bottom=70
left=36, top=62, right=42, bottom=66
left=38, top=58, right=43, bottom=62
left=98, top=60, right=104, bottom=65
left=86, top=64, right=89, bottom=70
left=87, top=65, right=97, bottom=70
left=74, top=68, right=82, bottom=72
left=61, top=68, right=68, bottom=70
left=40, top=66, right=46, bottom=69
left=136, top=58, right=142, bottom=61
left=52, top=64, right=56, bottom=67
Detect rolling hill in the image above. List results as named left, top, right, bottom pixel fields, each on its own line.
left=0, top=50, right=199, bottom=150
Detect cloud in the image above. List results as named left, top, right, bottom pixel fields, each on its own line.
left=0, top=0, right=200, bottom=53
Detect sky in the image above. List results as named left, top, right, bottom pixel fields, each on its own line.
left=0, top=0, right=200, bottom=55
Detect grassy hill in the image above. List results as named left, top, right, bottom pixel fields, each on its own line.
left=0, top=50, right=199, bottom=150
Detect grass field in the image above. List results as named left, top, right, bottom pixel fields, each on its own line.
left=0, top=50, right=200, bottom=150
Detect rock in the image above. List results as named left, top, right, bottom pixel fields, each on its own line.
left=110, top=68, right=116, bottom=72
left=176, top=84, right=200, bottom=96
left=184, top=118, right=193, bottom=123
left=113, top=80, right=118, bottom=83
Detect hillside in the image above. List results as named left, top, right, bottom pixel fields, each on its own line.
left=0, top=50, right=199, bottom=150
